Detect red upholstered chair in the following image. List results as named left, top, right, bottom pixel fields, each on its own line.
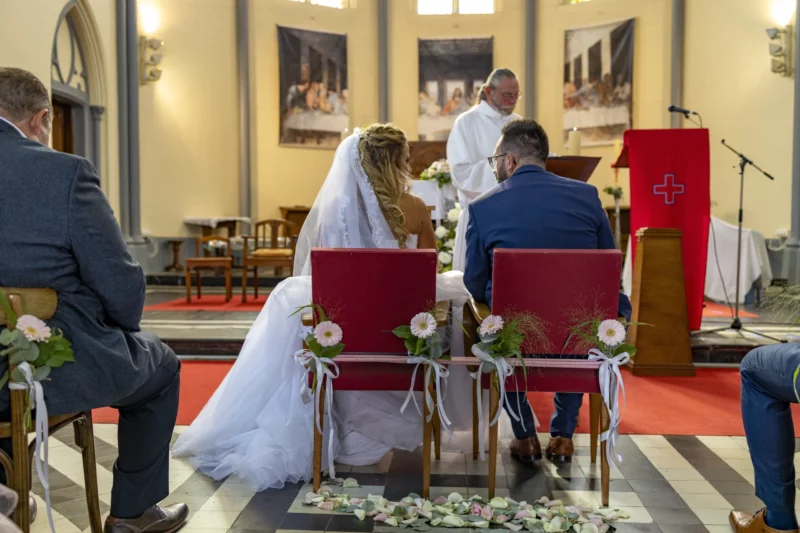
left=464, top=249, right=623, bottom=506
left=303, top=249, right=446, bottom=496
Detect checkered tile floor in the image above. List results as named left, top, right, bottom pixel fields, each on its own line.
left=29, top=425, right=798, bottom=533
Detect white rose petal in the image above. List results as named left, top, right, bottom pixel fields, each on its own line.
left=435, top=226, right=449, bottom=238
left=447, top=208, right=461, bottom=223
left=438, top=251, right=452, bottom=265
left=354, top=509, right=366, bottom=521
left=444, top=239, right=456, bottom=249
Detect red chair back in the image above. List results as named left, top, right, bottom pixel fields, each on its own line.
left=311, top=249, right=437, bottom=354
left=491, top=249, right=622, bottom=355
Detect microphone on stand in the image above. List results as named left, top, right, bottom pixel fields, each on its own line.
left=668, top=105, right=703, bottom=127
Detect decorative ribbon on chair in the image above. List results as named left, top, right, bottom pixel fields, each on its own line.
left=9, top=362, right=55, bottom=533
left=400, top=357, right=452, bottom=437
left=587, top=348, right=630, bottom=468
left=469, top=345, right=524, bottom=461
left=292, top=350, right=340, bottom=479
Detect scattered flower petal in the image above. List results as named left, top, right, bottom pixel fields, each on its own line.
left=354, top=509, right=366, bottom=521
left=343, top=478, right=359, bottom=488
left=503, top=523, right=523, bottom=532
left=490, top=497, right=509, bottom=509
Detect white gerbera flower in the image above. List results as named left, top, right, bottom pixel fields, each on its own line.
left=16, top=315, right=51, bottom=342
left=410, top=312, right=437, bottom=339
left=438, top=251, right=452, bottom=265
left=447, top=207, right=461, bottom=223
left=314, top=321, right=343, bottom=347
left=435, top=226, right=449, bottom=239
left=597, top=319, right=626, bottom=347
left=479, top=315, right=504, bottom=336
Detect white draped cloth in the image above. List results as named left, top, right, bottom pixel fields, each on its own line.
left=621, top=216, right=772, bottom=304
left=446, top=101, right=520, bottom=208
left=172, top=133, right=479, bottom=490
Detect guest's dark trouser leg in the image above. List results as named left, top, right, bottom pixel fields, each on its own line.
left=550, top=393, right=582, bottom=438
left=505, top=392, right=537, bottom=439
left=110, top=346, right=181, bottom=519
left=740, top=344, right=800, bottom=531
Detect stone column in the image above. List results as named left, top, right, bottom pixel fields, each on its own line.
left=781, top=0, right=800, bottom=283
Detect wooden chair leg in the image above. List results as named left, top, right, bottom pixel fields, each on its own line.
left=241, top=265, right=248, bottom=303
left=422, top=388, right=432, bottom=499
left=11, top=390, right=30, bottom=533
left=195, top=269, right=202, bottom=300
left=74, top=413, right=103, bottom=533
left=488, top=376, right=500, bottom=499
left=590, top=393, right=601, bottom=464
left=431, top=382, right=441, bottom=460
left=253, top=267, right=259, bottom=299
left=225, top=267, right=232, bottom=302
left=600, top=402, right=610, bottom=507
left=185, top=268, right=192, bottom=303
left=472, top=380, right=479, bottom=460
left=313, top=380, right=325, bottom=493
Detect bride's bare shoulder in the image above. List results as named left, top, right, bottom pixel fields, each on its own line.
left=399, top=193, right=428, bottom=219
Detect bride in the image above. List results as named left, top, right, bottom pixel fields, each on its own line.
left=172, top=124, right=474, bottom=490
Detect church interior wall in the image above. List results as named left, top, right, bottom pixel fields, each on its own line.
left=683, top=0, right=796, bottom=238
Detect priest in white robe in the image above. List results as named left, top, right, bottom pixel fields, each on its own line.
left=447, top=68, right=522, bottom=209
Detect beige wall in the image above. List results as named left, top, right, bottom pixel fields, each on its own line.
left=535, top=0, right=673, bottom=209
left=252, top=0, right=379, bottom=221
left=137, top=0, right=239, bottom=237
left=684, top=0, right=796, bottom=236
left=388, top=0, right=528, bottom=135
left=0, top=0, right=120, bottom=217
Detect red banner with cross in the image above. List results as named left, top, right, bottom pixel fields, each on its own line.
left=614, top=129, right=711, bottom=331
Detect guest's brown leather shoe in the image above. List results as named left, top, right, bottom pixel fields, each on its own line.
left=729, top=508, right=799, bottom=533
left=103, top=504, right=189, bottom=533
left=546, top=437, right=575, bottom=463
left=509, top=436, right=542, bottom=464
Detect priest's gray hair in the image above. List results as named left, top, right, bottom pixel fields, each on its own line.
left=0, top=68, right=52, bottom=126
left=478, top=68, right=517, bottom=102
left=500, top=119, right=549, bottom=165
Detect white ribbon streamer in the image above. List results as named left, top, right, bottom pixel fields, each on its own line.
left=9, top=362, right=55, bottom=533
left=469, top=345, right=524, bottom=461
left=292, top=350, right=340, bottom=479
left=400, top=357, right=452, bottom=437
left=587, top=348, right=630, bottom=468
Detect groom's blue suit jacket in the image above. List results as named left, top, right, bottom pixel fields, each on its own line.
left=464, top=164, right=632, bottom=320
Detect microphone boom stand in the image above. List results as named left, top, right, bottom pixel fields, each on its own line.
left=701, top=140, right=786, bottom=343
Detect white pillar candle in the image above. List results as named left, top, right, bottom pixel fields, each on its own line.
left=568, top=128, right=581, bottom=156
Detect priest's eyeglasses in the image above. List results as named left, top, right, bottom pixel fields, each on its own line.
left=487, top=153, right=509, bottom=170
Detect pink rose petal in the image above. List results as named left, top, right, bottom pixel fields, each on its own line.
left=374, top=513, right=388, bottom=522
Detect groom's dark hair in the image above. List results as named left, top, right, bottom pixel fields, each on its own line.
left=500, top=119, right=549, bottom=166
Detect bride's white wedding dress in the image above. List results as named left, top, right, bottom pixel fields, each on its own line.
left=171, top=134, right=476, bottom=490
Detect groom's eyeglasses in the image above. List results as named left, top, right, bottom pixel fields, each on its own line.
left=487, top=153, right=509, bottom=170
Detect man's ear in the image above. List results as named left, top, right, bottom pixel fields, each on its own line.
left=29, top=108, right=49, bottom=135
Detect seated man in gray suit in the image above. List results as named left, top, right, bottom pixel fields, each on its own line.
left=0, top=68, right=188, bottom=533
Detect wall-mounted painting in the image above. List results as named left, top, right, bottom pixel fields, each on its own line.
left=278, top=26, right=348, bottom=148
left=563, top=18, right=635, bottom=146
left=418, top=37, right=493, bottom=141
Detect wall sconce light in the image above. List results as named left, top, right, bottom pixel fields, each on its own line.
left=766, top=25, right=794, bottom=77
left=139, top=37, right=164, bottom=85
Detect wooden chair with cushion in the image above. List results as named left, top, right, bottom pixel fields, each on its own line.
left=301, top=249, right=447, bottom=497
left=0, top=287, right=102, bottom=533
left=184, top=236, right=233, bottom=303
left=464, top=249, right=624, bottom=507
left=241, top=219, right=297, bottom=302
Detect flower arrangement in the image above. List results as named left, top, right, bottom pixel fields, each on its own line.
left=603, top=186, right=623, bottom=200
left=302, top=490, right=629, bottom=532
left=434, top=203, right=462, bottom=273
left=565, top=318, right=636, bottom=359
left=420, top=159, right=451, bottom=188
left=473, top=312, right=550, bottom=365
left=393, top=311, right=444, bottom=360
left=292, top=304, right=345, bottom=362
left=0, top=292, right=75, bottom=428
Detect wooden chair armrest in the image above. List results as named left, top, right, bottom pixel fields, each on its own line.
left=434, top=301, right=450, bottom=327
left=301, top=312, right=314, bottom=327
left=467, top=298, right=490, bottom=323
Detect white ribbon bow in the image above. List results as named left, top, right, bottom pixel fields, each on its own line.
left=292, top=350, right=340, bottom=479
left=9, top=362, right=55, bottom=533
left=587, top=348, right=630, bottom=468
left=469, top=345, right=525, bottom=461
left=401, top=357, right=452, bottom=437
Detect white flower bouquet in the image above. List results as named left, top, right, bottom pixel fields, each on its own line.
left=435, top=204, right=461, bottom=274
left=420, top=159, right=451, bottom=188
left=393, top=311, right=444, bottom=359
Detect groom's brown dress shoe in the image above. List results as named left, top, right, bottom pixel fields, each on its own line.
left=729, top=509, right=799, bottom=533
left=510, top=436, right=542, bottom=464
left=546, top=437, right=574, bottom=463
left=104, top=504, right=189, bottom=533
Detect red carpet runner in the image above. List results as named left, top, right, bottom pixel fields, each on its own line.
left=144, top=294, right=268, bottom=312
left=93, top=362, right=800, bottom=436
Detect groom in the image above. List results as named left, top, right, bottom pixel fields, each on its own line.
left=464, top=119, right=631, bottom=464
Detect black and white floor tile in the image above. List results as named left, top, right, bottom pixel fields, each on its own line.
left=28, top=426, right=799, bottom=533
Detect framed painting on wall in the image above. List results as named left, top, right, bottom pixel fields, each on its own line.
left=563, top=18, right=635, bottom=147
left=418, top=37, right=493, bottom=141
left=278, top=26, right=348, bottom=148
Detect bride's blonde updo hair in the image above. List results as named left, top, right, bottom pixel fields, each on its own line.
left=357, top=123, right=412, bottom=248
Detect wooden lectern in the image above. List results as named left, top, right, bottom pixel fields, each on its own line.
left=628, top=228, right=695, bottom=377
left=546, top=156, right=601, bottom=183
